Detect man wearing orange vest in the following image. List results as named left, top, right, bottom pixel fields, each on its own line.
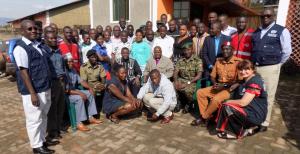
left=231, top=16, right=254, bottom=60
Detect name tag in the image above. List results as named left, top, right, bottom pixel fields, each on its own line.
left=267, top=33, right=277, bottom=37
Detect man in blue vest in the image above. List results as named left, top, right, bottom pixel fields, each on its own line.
left=13, top=20, right=54, bottom=154
left=252, top=9, right=292, bottom=132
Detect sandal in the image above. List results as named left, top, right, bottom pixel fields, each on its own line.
left=217, top=132, right=237, bottom=139
left=109, top=115, right=120, bottom=124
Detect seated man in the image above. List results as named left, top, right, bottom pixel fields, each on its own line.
left=80, top=49, right=106, bottom=115
left=113, top=47, right=142, bottom=97
left=137, top=69, right=177, bottom=124
left=174, top=43, right=203, bottom=113
left=103, top=65, right=142, bottom=124
left=192, top=41, right=241, bottom=126
left=143, top=46, right=174, bottom=82
left=65, top=56, right=102, bottom=131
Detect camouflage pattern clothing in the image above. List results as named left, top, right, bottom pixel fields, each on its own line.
left=80, top=61, right=106, bottom=93
left=175, top=55, right=203, bottom=101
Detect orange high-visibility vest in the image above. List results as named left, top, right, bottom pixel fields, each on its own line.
left=231, top=28, right=254, bottom=60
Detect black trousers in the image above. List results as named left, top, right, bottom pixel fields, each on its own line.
left=128, top=79, right=140, bottom=97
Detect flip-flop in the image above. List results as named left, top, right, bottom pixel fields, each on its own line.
left=217, top=132, right=237, bottom=139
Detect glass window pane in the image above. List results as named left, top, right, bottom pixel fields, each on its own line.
left=181, top=10, right=189, bottom=18
left=113, top=0, right=129, bottom=21
left=174, top=10, right=180, bottom=18
left=174, top=2, right=181, bottom=9
left=181, top=2, right=190, bottom=9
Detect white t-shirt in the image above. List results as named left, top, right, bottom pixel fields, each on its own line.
left=221, top=25, right=237, bottom=36
left=80, top=41, right=97, bottom=63
left=152, top=35, right=174, bottom=58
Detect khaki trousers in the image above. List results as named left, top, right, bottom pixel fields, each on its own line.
left=256, top=63, right=281, bottom=126
left=197, top=86, right=230, bottom=119
left=143, top=93, right=173, bottom=117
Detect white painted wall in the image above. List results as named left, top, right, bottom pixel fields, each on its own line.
left=276, top=0, right=290, bottom=26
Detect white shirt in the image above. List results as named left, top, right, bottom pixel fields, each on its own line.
left=80, top=41, right=96, bottom=63
left=259, top=22, right=292, bottom=63
left=152, top=35, right=174, bottom=58
left=13, top=37, right=44, bottom=68
left=137, top=74, right=177, bottom=115
left=104, top=40, right=113, bottom=58
left=113, top=41, right=131, bottom=59
left=111, top=36, right=121, bottom=44
left=143, top=38, right=154, bottom=48
left=221, top=25, right=237, bottom=36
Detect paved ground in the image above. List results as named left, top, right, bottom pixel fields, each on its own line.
left=0, top=75, right=299, bottom=154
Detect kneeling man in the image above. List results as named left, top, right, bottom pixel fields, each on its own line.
left=137, top=69, right=177, bottom=124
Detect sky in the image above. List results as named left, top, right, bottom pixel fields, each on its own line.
left=0, top=0, right=77, bottom=19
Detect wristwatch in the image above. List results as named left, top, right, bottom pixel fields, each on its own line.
left=187, top=81, right=191, bottom=85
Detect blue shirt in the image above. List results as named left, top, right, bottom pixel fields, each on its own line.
left=92, top=44, right=110, bottom=71
left=214, top=35, right=221, bottom=56
left=66, top=69, right=81, bottom=90
left=43, top=45, right=65, bottom=79
left=130, top=41, right=151, bottom=71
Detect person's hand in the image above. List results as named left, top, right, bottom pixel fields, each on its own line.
left=133, top=77, right=140, bottom=86
left=89, top=88, right=95, bottom=96
left=212, top=83, right=224, bottom=92
left=31, top=93, right=40, bottom=107
left=229, top=83, right=240, bottom=92
left=79, top=92, right=88, bottom=102
left=95, top=83, right=105, bottom=91
left=174, top=81, right=182, bottom=90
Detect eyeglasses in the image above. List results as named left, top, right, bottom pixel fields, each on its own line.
left=27, top=27, right=38, bottom=31
left=261, top=14, right=272, bottom=18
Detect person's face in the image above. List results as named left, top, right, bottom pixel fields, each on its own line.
left=193, top=19, right=201, bottom=26
left=120, top=32, right=128, bottom=43
left=238, top=68, right=254, bottom=79
left=103, top=32, right=111, bottom=42
left=159, top=27, right=167, bottom=38
left=88, top=54, right=97, bottom=65
left=105, top=26, right=112, bottom=34
left=36, top=27, right=42, bottom=39
left=161, top=15, right=167, bottom=23
left=127, top=26, right=134, bottom=36
left=209, top=24, right=219, bottom=36
left=221, top=46, right=233, bottom=59
left=189, top=26, right=197, bottom=37
left=146, top=21, right=152, bottom=30
left=44, top=27, right=55, bottom=34
left=113, top=26, right=121, bottom=37
left=117, top=68, right=127, bottom=81
left=22, top=21, right=37, bottom=41
left=236, top=17, right=247, bottom=32
left=72, top=31, right=79, bottom=43
left=89, top=30, right=97, bottom=40
left=197, top=24, right=206, bottom=35
left=45, top=33, right=57, bottom=47
left=135, top=32, right=143, bottom=42
left=146, top=31, right=154, bottom=41
left=63, top=28, right=73, bottom=41
left=121, top=49, right=130, bottom=60
left=50, top=24, right=58, bottom=34
left=153, top=47, right=162, bottom=59
left=150, top=73, right=161, bottom=86
left=119, top=19, right=126, bottom=29
left=67, top=60, right=73, bottom=69
left=83, top=34, right=91, bottom=44
left=96, top=36, right=104, bottom=45
left=179, top=25, right=187, bottom=37
left=96, top=25, right=103, bottom=34
left=177, top=19, right=183, bottom=25
left=184, top=47, right=192, bottom=58
left=168, top=21, right=176, bottom=31
left=219, top=16, right=227, bottom=27
left=261, top=10, right=274, bottom=27
left=208, top=13, right=218, bottom=24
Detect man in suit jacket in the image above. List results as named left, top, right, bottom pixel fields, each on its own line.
left=202, top=21, right=231, bottom=79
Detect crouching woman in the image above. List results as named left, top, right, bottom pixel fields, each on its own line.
left=216, top=60, right=267, bottom=139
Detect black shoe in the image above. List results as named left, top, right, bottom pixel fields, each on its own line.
left=43, top=140, right=60, bottom=147
left=258, top=125, right=268, bottom=132
left=32, top=147, right=54, bottom=154
left=59, top=129, right=68, bottom=135
left=190, top=118, right=206, bottom=127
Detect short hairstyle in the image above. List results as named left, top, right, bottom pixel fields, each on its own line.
left=95, top=33, right=103, bottom=40
left=34, top=20, right=43, bottom=28
left=121, top=47, right=130, bottom=52
left=20, top=19, right=34, bottom=29
left=149, top=69, right=161, bottom=77
left=135, top=29, right=144, bottom=34
left=159, top=24, right=167, bottom=30
left=63, top=26, right=72, bottom=32
left=113, top=64, right=126, bottom=73
left=237, top=60, right=255, bottom=71
left=219, top=14, right=228, bottom=18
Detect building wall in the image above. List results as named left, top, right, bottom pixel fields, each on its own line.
left=49, top=1, right=90, bottom=29
left=157, top=0, right=173, bottom=20
left=92, top=0, right=150, bottom=29
left=10, top=13, right=46, bottom=30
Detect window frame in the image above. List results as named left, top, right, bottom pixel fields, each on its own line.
left=109, top=0, right=131, bottom=23
left=173, top=0, right=190, bottom=19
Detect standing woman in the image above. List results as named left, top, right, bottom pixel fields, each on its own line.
left=130, top=29, right=151, bottom=72
left=173, top=24, right=193, bottom=63
left=216, top=60, right=267, bottom=139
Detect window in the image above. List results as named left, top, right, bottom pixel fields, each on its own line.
left=111, top=0, right=129, bottom=22
left=173, top=0, right=190, bottom=19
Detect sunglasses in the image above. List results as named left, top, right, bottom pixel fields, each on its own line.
left=27, top=27, right=38, bottom=31
left=261, top=14, right=272, bottom=18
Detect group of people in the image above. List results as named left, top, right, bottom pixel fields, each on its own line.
left=13, top=8, right=292, bottom=154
